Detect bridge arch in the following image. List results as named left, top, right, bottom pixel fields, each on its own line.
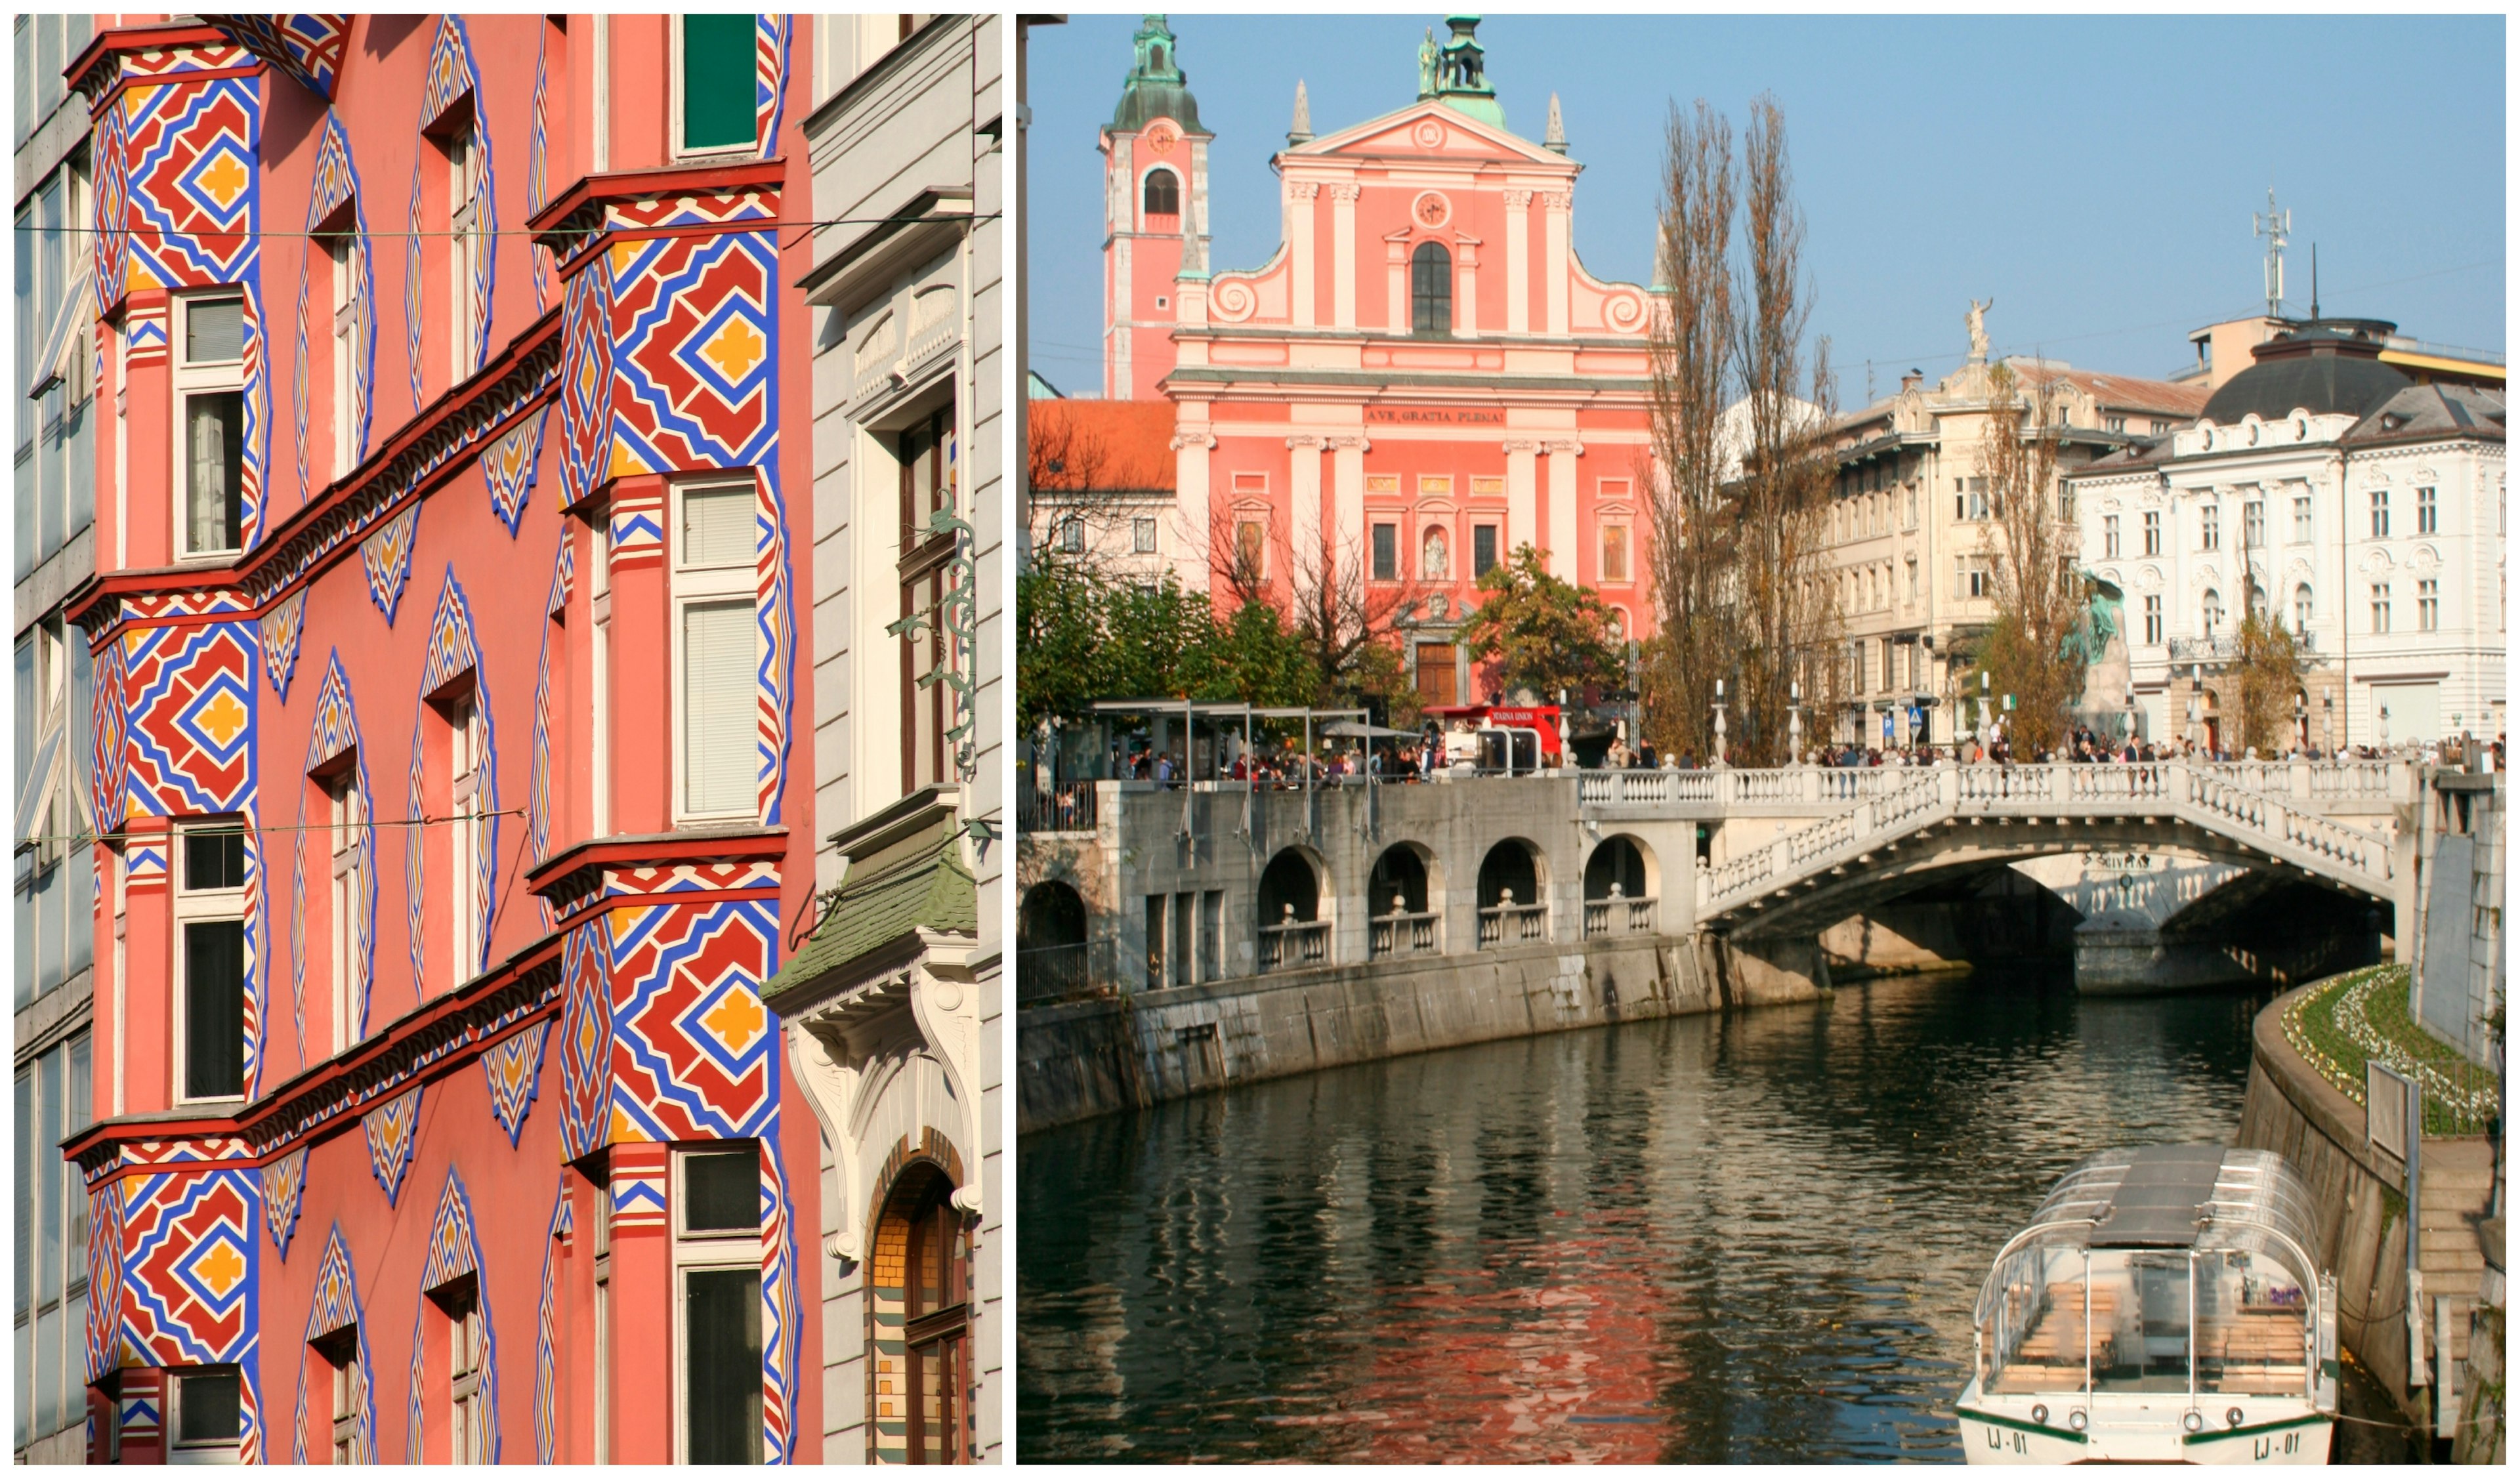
left=1583, top=834, right=1657, bottom=902
left=1368, top=842, right=1444, bottom=957
left=1259, top=845, right=1332, bottom=970
left=1018, top=880, right=1091, bottom=999
left=1476, top=837, right=1550, bottom=948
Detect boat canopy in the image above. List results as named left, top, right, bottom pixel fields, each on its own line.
left=1993, top=1146, right=2323, bottom=1278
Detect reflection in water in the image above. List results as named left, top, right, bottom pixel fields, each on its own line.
left=1020, top=967, right=2414, bottom=1462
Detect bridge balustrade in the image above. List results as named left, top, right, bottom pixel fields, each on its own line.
left=2067, top=762, right=2170, bottom=801
left=1582, top=895, right=1659, bottom=938
left=1259, top=919, right=1330, bottom=972
left=1477, top=902, right=1549, bottom=948
left=1018, top=780, right=1102, bottom=833
left=1368, top=910, right=1441, bottom=959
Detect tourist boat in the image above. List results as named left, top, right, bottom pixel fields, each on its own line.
left=1957, top=1145, right=2338, bottom=1464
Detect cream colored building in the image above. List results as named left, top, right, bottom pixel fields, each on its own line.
left=1817, top=307, right=2208, bottom=746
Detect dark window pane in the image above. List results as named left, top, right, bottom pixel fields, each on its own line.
left=1143, top=168, right=1178, bottom=216
left=1371, top=524, right=1395, bottom=581
left=186, top=390, right=243, bottom=552
left=177, top=1367, right=240, bottom=1443
left=1474, top=524, right=1498, bottom=577
left=1411, top=242, right=1452, bottom=337
left=683, top=1268, right=762, bottom=1462
left=184, top=300, right=242, bottom=365
left=682, top=1150, right=757, bottom=1232
left=681, top=14, right=757, bottom=151
left=184, top=830, right=245, bottom=892
left=14, top=1071, right=30, bottom=1316
left=184, top=921, right=244, bottom=1099
left=37, top=1049, right=60, bottom=1305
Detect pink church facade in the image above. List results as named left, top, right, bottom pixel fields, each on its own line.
left=1103, top=16, right=1657, bottom=703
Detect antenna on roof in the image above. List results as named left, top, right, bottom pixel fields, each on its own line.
left=2253, top=187, right=2290, bottom=320
left=2309, top=243, right=2319, bottom=320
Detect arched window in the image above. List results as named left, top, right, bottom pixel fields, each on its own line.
left=1142, top=167, right=1180, bottom=220
left=2201, top=589, right=2223, bottom=640
left=2293, top=583, right=2315, bottom=636
left=1411, top=241, right=1452, bottom=337
left=877, top=1165, right=971, bottom=1463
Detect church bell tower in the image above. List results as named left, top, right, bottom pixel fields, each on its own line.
left=1102, top=15, right=1211, bottom=401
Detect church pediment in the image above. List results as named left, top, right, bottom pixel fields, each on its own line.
left=1292, top=100, right=1572, bottom=171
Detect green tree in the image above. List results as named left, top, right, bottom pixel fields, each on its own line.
left=1956, top=612, right=2084, bottom=756
left=1458, top=544, right=1620, bottom=699
left=1017, top=564, right=1322, bottom=730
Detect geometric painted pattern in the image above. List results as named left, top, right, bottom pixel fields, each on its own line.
left=200, top=14, right=351, bottom=101
left=759, top=1126, right=801, bottom=1462
left=556, top=254, right=615, bottom=509
left=754, top=15, right=792, bottom=160
left=482, top=404, right=547, bottom=537
left=610, top=1157, right=666, bottom=1233
left=360, top=503, right=421, bottom=623
left=408, top=1168, right=499, bottom=1463
left=605, top=896, right=780, bottom=1144
left=87, top=1178, right=126, bottom=1381
left=406, top=16, right=496, bottom=412
left=527, top=25, right=553, bottom=312
left=527, top=536, right=568, bottom=926
left=90, top=631, right=130, bottom=825
left=90, top=93, right=133, bottom=306
left=260, top=1146, right=308, bottom=1260
left=290, top=112, right=375, bottom=511
left=556, top=917, right=614, bottom=1162
left=404, top=568, right=499, bottom=1002
left=532, top=1177, right=572, bottom=1463
left=117, top=1157, right=263, bottom=1459
left=755, top=465, right=797, bottom=823
left=289, top=652, right=377, bottom=1056
left=117, top=620, right=257, bottom=816
left=291, top=1225, right=373, bottom=1465
left=259, top=588, right=308, bottom=699
left=482, top=1020, right=549, bottom=1148
left=363, top=1084, right=422, bottom=1206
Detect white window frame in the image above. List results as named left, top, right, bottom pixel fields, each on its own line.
left=1132, top=516, right=1158, bottom=554
left=1599, top=523, right=1631, bottom=585
left=446, top=123, right=480, bottom=382
left=327, top=768, right=365, bottom=1056
left=671, top=1145, right=763, bottom=1465
left=2418, top=578, right=2440, bottom=633
left=2371, top=583, right=2391, bottom=635
left=2242, top=499, right=2264, bottom=551
left=172, top=291, right=245, bottom=558
left=2370, top=488, right=2389, bottom=539
left=2417, top=485, right=2438, bottom=535
left=2292, top=495, right=2313, bottom=545
left=2142, top=509, right=2161, bottom=556
left=172, top=826, right=247, bottom=1106
left=2198, top=503, right=2219, bottom=552
left=2103, top=515, right=2119, bottom=559
left=321, top=1329, right=364, bottom=1465
left=444, top=1280, right=487, bottom=1463
left=2144, top=594, right=2162, bottom=646
left=446, top=693, right=484, bottom=986
left=670, top=477, right=761, bottom=824
left=670, top=14, right=762, bottom=162
left=327, top=224, right=360, bottom=484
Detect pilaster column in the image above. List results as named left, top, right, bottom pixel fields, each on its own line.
left=1454, top=237, right=1480, bottom=337
left=1544, top=190, right=1572, bottom=337
left=1503, top=438, right=1540, bottom=555
left=123, top=292, right=171, bottom=568
left=1502, top=190, right=1532, bottom=335
left=1328, top=434, right=1370, bottom=567
left=1545, top=439, right=1584, bottom=577
left=1328, top=184, right=1359, bottom=330
left=605, top=475, right=670, bottom=835
left=1172, top=419, right=1217, bottom=594
left=121, top=819, right=170, bottom=1115
left=1288, top=436, right=1326, bottom=587
left=1384, top=233, right=1411, bottom=337
left=1289, top=182, right=1319, bottom=329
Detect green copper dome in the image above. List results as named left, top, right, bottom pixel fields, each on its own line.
left=1110, top=15, right=1210, bottom=137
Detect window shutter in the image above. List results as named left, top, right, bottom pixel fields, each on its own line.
left=681, top=14, right=758, bottom=152
left=682, top=600, right=757, bottom=816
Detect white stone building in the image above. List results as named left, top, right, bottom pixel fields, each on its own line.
left=2069, top=318, right=2506, bottom=752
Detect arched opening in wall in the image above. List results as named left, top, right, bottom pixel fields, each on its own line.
left=1582, top=835, right=1659, bottom=936
left=1018, top=881, right=1090, bottom=1003
left=1257, top=848, right=1327, bottom=971
left=1142, top=167, right=1181, bottom=227
left=2201, top=587, right=2224, bottom=641
left=1476, top=839, right=1545, bottom=948
left=872, top=1162, right=971, bottom=1464
left=1368, top=843, right=1441, bottom=958
left=1411, top=241, right=1452, bottom=337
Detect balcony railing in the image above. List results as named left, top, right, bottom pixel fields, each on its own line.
left=1017, top=780, right=1100, bottom=834
left=1368, top=909, right=1441, bottom=959
left=1015, top=942, right=1091, bottom=1005
left=1477, top=901, right=1548, bottom=948
left=1258, top=918, right=1329, bottom=972
left=1582, top=894, right=1659, bottom=938
left=2166, top=629, right=2318, bottom=663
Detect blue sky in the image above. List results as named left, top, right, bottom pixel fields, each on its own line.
left=1023, top=12, right=2506, bottom=403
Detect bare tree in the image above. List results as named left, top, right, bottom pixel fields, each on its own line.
left=1973, top=364, right=2083, bottom=755
left=1643, top=99, right=1737, bottom=764
left=1722, top=95, right=1839, bottom=765
left=1024, top=408, right=1144, bottom=577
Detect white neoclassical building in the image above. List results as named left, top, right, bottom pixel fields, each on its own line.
left=2070, top=319, right=2506, bottom=752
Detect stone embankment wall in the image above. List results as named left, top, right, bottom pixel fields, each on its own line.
left=1017, top=929, right=1825, bottom=1133
left=2235, top=983, right=2496, bottom=1436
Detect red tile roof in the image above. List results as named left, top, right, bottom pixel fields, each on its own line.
left=2013, top=364, right=2211, bottom=418
left=1028, top=399, right=1178, bottom=494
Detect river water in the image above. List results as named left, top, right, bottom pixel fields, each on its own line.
left=1017, top=965, right=2418, bottom=1463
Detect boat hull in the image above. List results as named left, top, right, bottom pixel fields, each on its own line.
left=1958, top=1383, right=2332, bottom=1465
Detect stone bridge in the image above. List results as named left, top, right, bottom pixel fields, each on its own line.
left=1016, top=759, right=2411, bottom=1007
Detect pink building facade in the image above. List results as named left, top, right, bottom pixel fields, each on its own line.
left=52, top=14, right=854, bottom=1463
left=1104, top=17, right=1658, bottom=704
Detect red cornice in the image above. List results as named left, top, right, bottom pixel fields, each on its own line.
left=527, top=159, right=790, bottom=244
left=67, top=24, right=253, bottom=104
left=66, top=304, right=564, bottom=635
left=527, top=827, right=792, bottom=900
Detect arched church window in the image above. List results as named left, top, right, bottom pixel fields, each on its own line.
left=1411, top=241, right=1452, bottom=337
left=1143, top=168, right=1180, bottom=220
